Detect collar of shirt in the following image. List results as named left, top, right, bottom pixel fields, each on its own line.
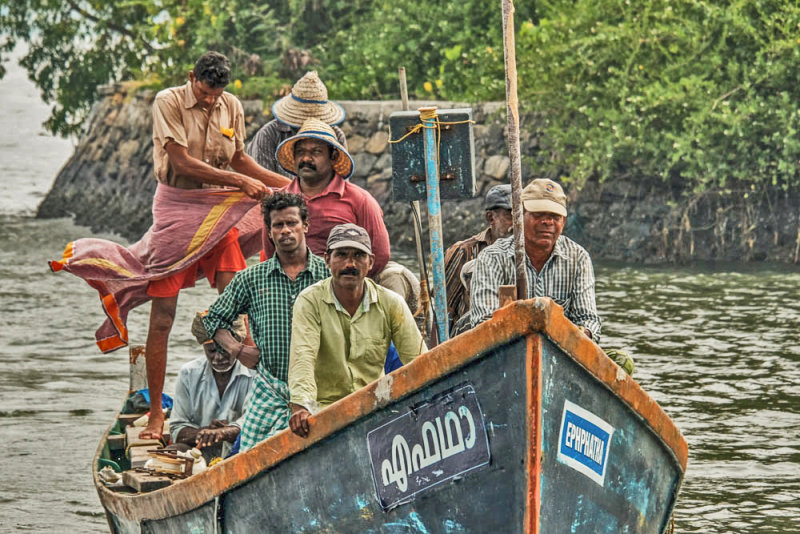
left=263, top=247, right=322, bottom=276
left=287, top=174, right=346, bottom=200
left=275, top=120, right=295, bottom=133
left=199, top=358, right=254, bottom=387
left=475, top=227, right=492, bottom=245
left=182, top=80, right=221, bottom=111
left=325, top=278, right=377, bottom=314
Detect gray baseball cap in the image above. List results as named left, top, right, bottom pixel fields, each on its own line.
left=327, top=223, right=372, bottom=255
left=484, top=184, right=512, bottom=210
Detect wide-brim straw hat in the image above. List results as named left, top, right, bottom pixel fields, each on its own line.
left=276, top=118, right=354, bottom=179
left=272, top=71, right=345, bottom=128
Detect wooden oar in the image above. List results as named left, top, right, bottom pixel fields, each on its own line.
left=502, top=0, right=528, bottom=300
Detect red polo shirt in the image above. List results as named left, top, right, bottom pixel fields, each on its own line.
left=263, top=174, right=390, bottom=276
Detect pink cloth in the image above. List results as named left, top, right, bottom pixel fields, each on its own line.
left=262, top=175, right=390, bottom=276
left=50, top=184, right=263, bottom=353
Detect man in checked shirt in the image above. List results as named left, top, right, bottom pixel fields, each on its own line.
left=466, top=178, right=602, bottom=342
left=203, top=192, right=329, bottom=451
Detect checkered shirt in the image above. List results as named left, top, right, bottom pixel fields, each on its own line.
left=466, top=235, right=601, bottom=341
left=204, top=250, right=329, bottom=450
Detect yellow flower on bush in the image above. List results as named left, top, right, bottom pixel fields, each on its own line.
left=234, top=79, right=242, bottom=89
left=175, top=16, right=185, bottom=26
left=423, top=81, right=433, bottom=93
left=221, top=127, right=234, bottom=139
left=435, top=79, right=443, bottom=89
left=177, top=40, right=185, bottom=47
left=486, top=46, right=494, bottom=55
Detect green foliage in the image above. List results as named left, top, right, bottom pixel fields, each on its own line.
left=0, top=0, right=286, bottom=136
left=4, top=0, right=800, bottom=195
left=310, top=1, right=534, bottom=101
left=518, top=0, right=800, bottom=192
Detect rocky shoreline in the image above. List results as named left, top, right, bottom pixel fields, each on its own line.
left=38, top=84, right=800, bottom=264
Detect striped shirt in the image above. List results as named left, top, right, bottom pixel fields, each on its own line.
left=444, top=227, right=491, bottom=334
left=467, top=235, right=601, bottom=341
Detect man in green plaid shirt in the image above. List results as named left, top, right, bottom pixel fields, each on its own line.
left=204, top=191, right=329, bottom=451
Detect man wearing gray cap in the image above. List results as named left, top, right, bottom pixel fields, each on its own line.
left=467, top=179, right=601, bottom=341
left=444, top=184, right=514, bottom=334
left=287, top=224, right=426, bottom=437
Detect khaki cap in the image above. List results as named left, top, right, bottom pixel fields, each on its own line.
left=327, top=223, right=372, bottom=255
left=521, top=179, right=567, bottom=217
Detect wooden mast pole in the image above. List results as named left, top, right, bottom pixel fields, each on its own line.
left=502, top=0, right=528, bottom=301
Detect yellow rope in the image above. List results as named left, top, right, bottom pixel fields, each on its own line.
left=388, top=115, right=475, bottom=144
left=388, top=109, right=475, bottom=179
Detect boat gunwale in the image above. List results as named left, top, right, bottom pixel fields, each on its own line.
left=94, top=297, right=688, bottom=523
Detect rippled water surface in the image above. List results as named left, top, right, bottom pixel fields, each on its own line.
left=597, top=263, right=800, bottom=533
left=1, top=49, right=799, bottom=534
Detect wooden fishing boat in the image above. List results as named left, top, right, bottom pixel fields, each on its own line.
left=94, top=297, right=687, bottom=533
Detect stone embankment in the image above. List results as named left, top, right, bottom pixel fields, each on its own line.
left=38, top=84, right=800, bottom=264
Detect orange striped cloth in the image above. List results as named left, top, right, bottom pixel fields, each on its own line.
left=49, top=184, right=264, bottom=353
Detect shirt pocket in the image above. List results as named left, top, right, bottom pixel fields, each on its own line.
left=213, top=108, right=237, bottom=168
left=550, top=290, right=572, bottom=312
left=350, top=334, right=387, bottom=366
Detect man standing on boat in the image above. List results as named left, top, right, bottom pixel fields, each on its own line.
left=247, top=71, right=348, bottom=177
left=466, top=179, right=601, bottom=341
left=203, top=192, right=329, bottom=451
left=444, top=184, right=514, bottom=335
left=138, top=52, right=290, bottom=439
left=168, top=313, right=255, bottom=459
left=50, top=52, right=292, bottom=442
left=287, top=224, right=426, bottom=438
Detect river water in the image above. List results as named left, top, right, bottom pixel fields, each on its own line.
left=1, top=57, right=798, bottom=534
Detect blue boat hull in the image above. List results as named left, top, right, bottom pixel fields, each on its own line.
left=96, top=298, right=686, bottom=533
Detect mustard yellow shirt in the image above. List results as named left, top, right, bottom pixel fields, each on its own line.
left=288, top=278, right=426, bottom=411
left=152, top=81, right=246, bottom=189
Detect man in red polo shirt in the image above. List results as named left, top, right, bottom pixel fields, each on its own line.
left=264, top=117, right=390, bottom=277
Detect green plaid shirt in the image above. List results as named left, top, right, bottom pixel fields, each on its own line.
left=204, top=250, right=329, bottom=451
left=204, top=250, right=329, bottom=382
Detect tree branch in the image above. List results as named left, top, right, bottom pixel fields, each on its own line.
left=65, top=0, right=155, bottom=54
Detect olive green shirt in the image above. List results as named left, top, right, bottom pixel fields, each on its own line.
left=288, top=278, right=426, bottom=411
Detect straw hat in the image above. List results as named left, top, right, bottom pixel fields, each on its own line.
left=276, top=118, right=354, bottom=179
left=271, top=71, right=345, bottom=128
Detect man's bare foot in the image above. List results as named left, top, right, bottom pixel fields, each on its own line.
left=139, top=411, right=165, bottom=440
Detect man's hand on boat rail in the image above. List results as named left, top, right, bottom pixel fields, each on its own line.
left=289, top=403, right=311, bottom=438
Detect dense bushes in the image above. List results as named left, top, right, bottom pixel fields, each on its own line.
left=517, top=1, right=800, bottom=193
left=3, top=0, right=800, bottom=194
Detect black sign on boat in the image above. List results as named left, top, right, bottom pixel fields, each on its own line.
left=366, top=383, right=491, bottom=510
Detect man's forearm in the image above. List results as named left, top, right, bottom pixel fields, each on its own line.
left=230, top=151, right=291, bottom=188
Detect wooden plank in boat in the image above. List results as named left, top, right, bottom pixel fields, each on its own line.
left=107, top=433, right=125, bottom=451
left=118, top=413, right=145, bottom=430
left=122, top=470, right=172, bottom=493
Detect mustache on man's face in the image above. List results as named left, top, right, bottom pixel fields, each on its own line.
left=340, top=267, right=360, bottom=276
left=298, top=161, right=316, bottom=171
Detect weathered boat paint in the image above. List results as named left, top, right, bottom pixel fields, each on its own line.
left=94, top=297, right=687, bottom=533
